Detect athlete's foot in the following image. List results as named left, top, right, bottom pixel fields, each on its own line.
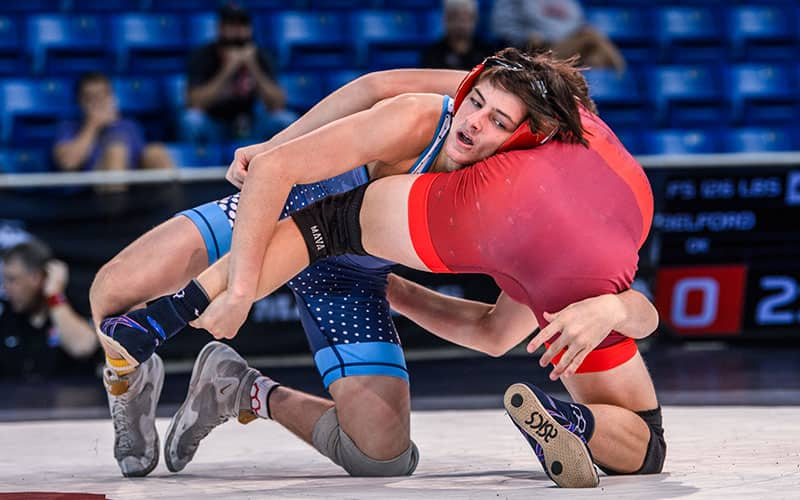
left=164, top=341, right=275, bottom=473
left=104, top=354, right=165, bottom=477
left=100, top=294, right=201, bottom=366
left=504, top=383, right=599, bottom=488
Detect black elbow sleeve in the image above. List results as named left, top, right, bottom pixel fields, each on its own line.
left=290, top=182, right=370, bottom=265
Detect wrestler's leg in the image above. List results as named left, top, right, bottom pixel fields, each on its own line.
left=166, top=360, right=415, bottom=475
left=90, top=216, right=209, bottom=358
left=561, top=351, right=659, bottom=473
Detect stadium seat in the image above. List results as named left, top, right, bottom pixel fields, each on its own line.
left=110, top=13, right=186, bottom=73
left=350, top=10, right=428, bottom=69
left=70, top=0, right=137, bottom=11
left=26, top=14, right=108, bottom=75
left=725, top=63, right=797, bottom=125
left=323, top=69, right=365, bottom=96
left=164, top=142, right=224, bottom=168
left=239, top=0, right=307, bottom=11
left=0, top=148, right=50, bottom=174
left=611, top=128, right=643, bottom=156
left=278, top=72, right=325, bottom=113
left=140, top=0, right=221, bottom=10
left=654, top=6, right=726, bottom=62
left=162, top=73, right=187, bottom=110
left=0, top=0, right=63, bottom=12
left=310, top=0, right=372, bottom=9
left=111, top=76, right=162, bottom=115
left=642, top=129, right=722, bottom=155
left=267, top=11, right=351, bottom=70
left=582, top=68, right=645, bottom=127
left=380, top=0, right=439, bottom=9
left=0, top=78, right=75, bottom=144
left=188, top=12, right=218, bottom=48
left=646, top=65, right=726, bottom=127
left=0, top=15, right=22, bottom=75
left=727, top=5, right=797, bottom=61
left=585, top=7, right=654, bottom=64
left=722, top=127, right=795, bottom=153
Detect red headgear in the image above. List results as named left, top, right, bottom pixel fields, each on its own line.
left=453, top=57, right=556, bottom=152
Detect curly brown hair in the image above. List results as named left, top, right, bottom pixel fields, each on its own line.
left=477, top=47, right=596, bottom=147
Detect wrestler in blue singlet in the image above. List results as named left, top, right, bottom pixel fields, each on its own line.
left=180, top=96, right=453, bottom=387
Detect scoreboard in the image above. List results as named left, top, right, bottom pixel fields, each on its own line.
left=647, top=156, right=800, bottom=339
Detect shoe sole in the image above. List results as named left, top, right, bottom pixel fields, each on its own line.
left=503, top=383, right=599, bottom=488
left=97, top=327, right=142, bottom=368
left=119, top=354, right=165, bottom=478
left=164, top=341, right=225, bottom=473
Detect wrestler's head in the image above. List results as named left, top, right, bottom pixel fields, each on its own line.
left=441, top=48, right=597, bottom=170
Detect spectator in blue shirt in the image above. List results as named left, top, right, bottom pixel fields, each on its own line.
left=52, top=72, right=173, bottom=175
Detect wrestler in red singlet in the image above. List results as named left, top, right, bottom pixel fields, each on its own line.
left=408, top=107, right=653, bottom=372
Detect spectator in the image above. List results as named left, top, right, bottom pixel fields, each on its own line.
left=491, top=0, right=625, bottom=73
left=181, top=4, right=298, bottom=144
left=422, top=0, right=498, bottom=71
left=0, top=239, right=99, bottom=379
left=52, top=72, right=174, bottom=173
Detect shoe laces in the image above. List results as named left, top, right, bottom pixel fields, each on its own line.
left=112, top=399, right=135, bottom=455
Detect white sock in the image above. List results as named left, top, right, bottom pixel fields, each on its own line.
left=250, top=376, right=280, bottom=419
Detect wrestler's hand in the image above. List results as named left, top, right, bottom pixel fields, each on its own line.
left=191, top=291, right=252, bottom=340
left=226, top=143, right=268, bottom=189
left=526, top=294, right=625, bottom=381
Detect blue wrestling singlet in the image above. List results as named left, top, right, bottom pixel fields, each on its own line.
left=179, top=96, right=453, bottom=388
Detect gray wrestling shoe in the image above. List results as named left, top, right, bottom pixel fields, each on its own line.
left=104, top=353, right=164, bottom=477
left=164, top=341, right=261, bottom=473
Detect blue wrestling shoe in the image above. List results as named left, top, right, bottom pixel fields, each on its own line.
left=503, top=382, right=599, bottom=488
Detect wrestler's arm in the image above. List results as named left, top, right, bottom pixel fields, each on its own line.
left=386, top=274, right=659, bottom=358
left=227, top=69, right=466, bottom=187
left=226, top=94, right=442, bottom=306
left=387, top=275, right=537, bottom=357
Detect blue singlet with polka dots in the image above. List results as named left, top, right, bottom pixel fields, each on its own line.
left=180, top=96, right=453, bottom=387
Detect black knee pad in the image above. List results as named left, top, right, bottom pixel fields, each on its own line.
left=290, top=183, right=370, bottom=264
left=598, top=406, right=666, bottom=476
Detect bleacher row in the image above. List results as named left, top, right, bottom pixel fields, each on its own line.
left=1, top=2, right=800, bottom=172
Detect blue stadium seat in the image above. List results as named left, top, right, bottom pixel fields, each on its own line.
left=324, top=69, right=365, bottom=96
left=239, top=0, right=308, bottom=11
left=162, top=73, right=187, bottom=110
left=0, top=78, right=75, bottom=144
left=380, top=0, right=439, bottom=9
left=110, top=13, right=186, bottom=73
left=654, top=6, right=726, bottom=62
left=278, top=72, right=325, bottom=113
left=611, top=128, right=642, bottom=156
left=350, top=10, right=428, bottom=69
left=642, top=129, right=722, bottom=155
left=267, top=12, right=351, bottom=70
left=164, top=142, right=224, bottom=168
left=424, top=9, right=444, bottom=41
left=585, top=7, right=653, bottom=64
left=0, top=148, right=49, bottom=173
left=583, top=68, right=645, bottom=127
left=722, top=127, right=795, bottom=153
left=725, top=63, right=797, bottom=125
left=26, top=14, right=108, bottom=75
left=70, top=0, right=138, bottom=11
left=111, top=77, right=162, bottom=115
left=0, top=0, right=63, bottom=12
left=310, top=0, right=372, bottom=8
left=0, top=16, right=22, bottom=75
left=140, top=0, right=221, bottom=10
left=188, top=12, right=217, bottom=47
left=646, top=65, right=726, bottom=127
left=727, top=5, right=797, bottom=61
